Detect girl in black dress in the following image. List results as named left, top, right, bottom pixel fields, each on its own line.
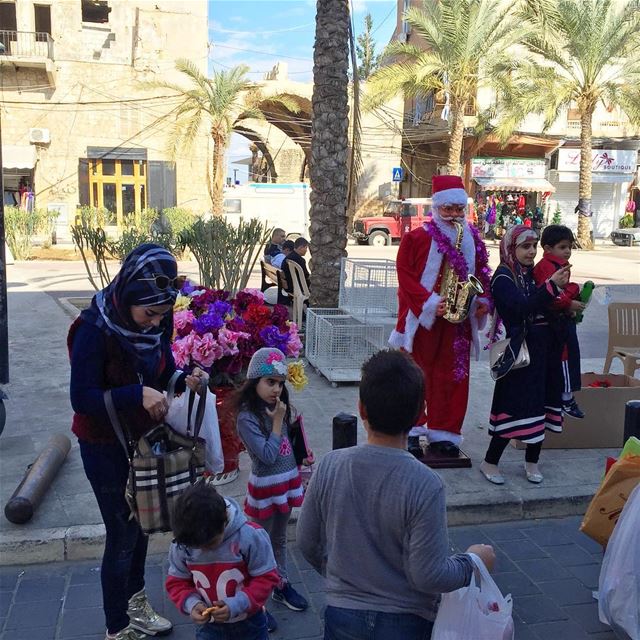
left=480, top=226, right=569, bottom=485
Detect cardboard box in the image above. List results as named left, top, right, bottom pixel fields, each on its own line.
left=514, top=373, right=640, bottom=449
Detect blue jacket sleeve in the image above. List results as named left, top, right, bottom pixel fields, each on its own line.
left=491, top=269, right=557, bottom=326
left=237, top=411, right=282, bottom=465
left=69, top=322, right=142, bottom=417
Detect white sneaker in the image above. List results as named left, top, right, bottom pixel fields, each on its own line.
left=105, top=625, right=147, bottom=640
left=127, top=589, right=172, bottom=636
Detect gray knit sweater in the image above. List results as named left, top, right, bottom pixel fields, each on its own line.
left=296, top=444, right=474, bottom=621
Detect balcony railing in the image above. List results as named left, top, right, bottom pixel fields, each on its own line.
left=0, top=30, right=54, bottom=60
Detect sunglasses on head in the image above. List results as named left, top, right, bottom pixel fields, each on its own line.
left=441, top=205, right=466, bottom=213
left=137, top=274, right=187, bottom=290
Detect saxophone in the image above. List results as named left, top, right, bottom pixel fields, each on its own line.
left=440, top=221, right=484, bottom=324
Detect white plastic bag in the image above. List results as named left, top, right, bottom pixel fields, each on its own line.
left=165, top=388, right=224, bottom=474
left=598, top=483, right=640, bottom=639
left=432, top=553, right=514, bottom=640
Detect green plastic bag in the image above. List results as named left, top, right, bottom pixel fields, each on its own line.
left=621, top=436, right=640, bottom=459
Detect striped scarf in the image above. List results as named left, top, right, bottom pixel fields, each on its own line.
left=80, top=243, right=178, bottom=381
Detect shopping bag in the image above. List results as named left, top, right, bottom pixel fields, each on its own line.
left=289, top=415, right=313, bottom=466
left=580, top=455, right=640, bottom=547
left=289, top=415, right=314, bottom=491
left=166, top=386, right=224, bottom=474
left=598, top=483, right=640, bottom=639
left=432, top=553, right=514, bottom=640
left=104, top=385, right=207, bottom=535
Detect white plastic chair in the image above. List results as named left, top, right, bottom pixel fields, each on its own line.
left=286, top=259, right=310, bottom=329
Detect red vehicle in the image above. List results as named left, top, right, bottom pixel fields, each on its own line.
left=353, top=198, right=433, bottom=246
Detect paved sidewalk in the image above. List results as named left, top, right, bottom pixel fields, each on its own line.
left=0, top=515, right=618, bottom=640
left=1, top=255, right=638, bottom=563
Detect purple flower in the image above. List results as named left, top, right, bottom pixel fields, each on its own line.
left=180, top=279, right=196, bottom=295
left=259, top=326, right=290, bottom=353
left=212, top=300, right=233, bottom=318
left=193, top=311, right=224, bottom=334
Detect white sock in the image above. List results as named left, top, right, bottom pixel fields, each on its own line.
left=561, top=392, right=572, bottom=401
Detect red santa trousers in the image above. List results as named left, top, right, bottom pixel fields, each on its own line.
left=410, top=318, right=471, bottom=435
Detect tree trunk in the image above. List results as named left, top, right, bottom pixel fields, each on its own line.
left=210, top=132, right=228, bottom=216
left=577, top=105, right=595, bottom=250
left=447, top=103, right=465, bottom=176
left=309, top=0, right=350, bottom=308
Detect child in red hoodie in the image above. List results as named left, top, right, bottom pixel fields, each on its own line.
left=166, top=482, right=279, bottom=640
left=533, top=225, right=586, bottom=419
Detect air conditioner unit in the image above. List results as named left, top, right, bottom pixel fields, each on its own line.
left=29, top=128, right=51, bottom=144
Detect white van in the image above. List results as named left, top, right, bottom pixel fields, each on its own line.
left=223, top=183, right=311, bottom=238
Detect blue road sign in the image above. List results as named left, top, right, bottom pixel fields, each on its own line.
left=392, top=167, right=404, bottom=182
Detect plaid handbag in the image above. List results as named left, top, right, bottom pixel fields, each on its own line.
left=104, top=381, right=207, bottom=534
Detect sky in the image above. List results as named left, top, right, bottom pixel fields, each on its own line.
left=207, top=0, right=398, bottom=182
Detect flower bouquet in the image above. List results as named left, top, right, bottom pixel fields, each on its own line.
left=171, top=282, right=305, bottom=482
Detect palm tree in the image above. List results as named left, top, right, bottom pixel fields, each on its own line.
left=366, top=0, right=523, bottom=175
left=492, top=0, right=640, bottom=249
left=146, top=60, right=300, bottom=216
left=310, top=0, right=351, bottom=307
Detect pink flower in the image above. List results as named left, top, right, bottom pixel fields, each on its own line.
left=266, top=351, right=284, bottom=364
left=173, top=310, right=195, bottom=331
left=172, top=333, right=195, bottom=368
left=217, top=327, right=250, bottom=357
left=287, top=336, right=303, bottom=357
left=192, top=333, right=223, bottom=369
left=243, top=288, right=265, bottom=302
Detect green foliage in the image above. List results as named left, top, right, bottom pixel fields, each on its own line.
left=70, top=223, right=112, bottom=291
left=551, top=205, right=562, bottom=225
left=4, top=206, right=56, bottom=260
left=76, top=205, right=112, bottom=228
left=356, top=13, right=380, bottom=80
left=619, top=213, right=635, bottom=229
left=160, top=207, right=197, bottom=237
left=180, top=217, right=273, bottom=293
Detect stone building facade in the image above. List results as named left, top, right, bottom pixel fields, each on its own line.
left=0, top=0, right=209, bottom=239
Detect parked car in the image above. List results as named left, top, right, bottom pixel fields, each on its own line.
left=353, top=198, right=432, bottom=246
left=610, top=228, right=640, bottom=247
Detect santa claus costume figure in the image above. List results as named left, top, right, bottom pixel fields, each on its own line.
left=389, top=175, right=492, bottom=460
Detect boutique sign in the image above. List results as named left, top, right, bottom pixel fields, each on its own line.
left=557, top=149, right=636, bottom=173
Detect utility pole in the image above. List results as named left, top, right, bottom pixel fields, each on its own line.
left=0, top=59, right=9, bottom=433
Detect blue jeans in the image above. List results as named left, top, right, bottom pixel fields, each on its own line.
left=195, top=612, right=268, bottom=640
left=324, top=606, right=434, bottom=640
left=80, top=441, right=148, bottom=634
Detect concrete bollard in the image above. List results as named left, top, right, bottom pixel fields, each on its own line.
left=332, top=413, right=357, bottom=450
left=623, top=400, right=640, bottom=446
left=4, top=433, right=71, bottom=524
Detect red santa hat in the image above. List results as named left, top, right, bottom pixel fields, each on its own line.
left=431, top=174, right=468, bottom=209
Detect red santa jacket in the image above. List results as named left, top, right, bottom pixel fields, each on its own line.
left=532, top=253, right=579, bottom=312
left=389, top=221, right=490, bottom=353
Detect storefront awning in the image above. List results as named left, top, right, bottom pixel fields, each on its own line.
left=2, top=145, right=37, bottom=170
left=474, top=177, right=556, bottom=193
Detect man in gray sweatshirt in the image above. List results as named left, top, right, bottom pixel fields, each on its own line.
left=297, top=350, right=495, bottom=639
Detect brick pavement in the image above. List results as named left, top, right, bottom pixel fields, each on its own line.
left=0, top=515, right=619, bottom=640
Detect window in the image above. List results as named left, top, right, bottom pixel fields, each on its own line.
left=0, top=2, right=17, bottom=32
left=88, top=158, right=147, bottom=225
left=81, top=0, right=110, bottom=24
left=223, top=199, right=242, bottom=214
left=34, top=5, right=51, bottom=35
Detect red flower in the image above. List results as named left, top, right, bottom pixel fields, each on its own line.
left=244, top=303, right=272, bottom=329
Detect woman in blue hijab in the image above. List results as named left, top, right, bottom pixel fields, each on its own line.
left=68, top=244, right=205, bottom=640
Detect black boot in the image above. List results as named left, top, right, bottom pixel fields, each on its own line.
left=408, top=435, right=423, bottom=459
